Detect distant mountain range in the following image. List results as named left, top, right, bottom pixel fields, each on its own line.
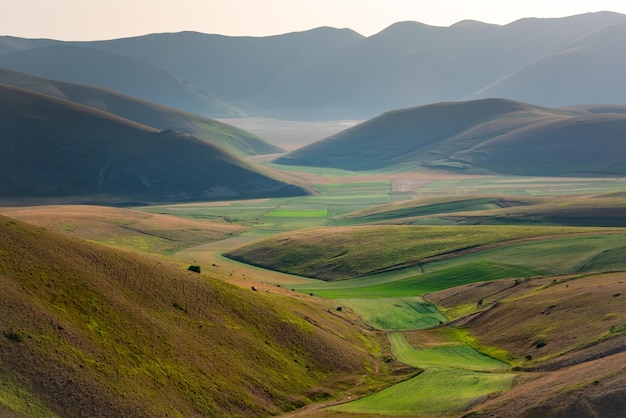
left=0, top=84, right=307, bottom=203
left=2, top=12, right=626, bottom=118
left=275, top=98, right=626, bottom=177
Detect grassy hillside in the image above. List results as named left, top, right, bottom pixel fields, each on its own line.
left=0, top=68, right=281, bottom=157
left=0, top=205, right=243, bottom=255
left=0, top=214, right=381, bottom=417
left=336, top=193, right=626, bottom=227
left=224, top=224, right=615, bottom=280
left=0, top=84, right=307, bottom=203
left=425, top=272, right=626, bottom=417
left=275, top=98, right=626, bottom=176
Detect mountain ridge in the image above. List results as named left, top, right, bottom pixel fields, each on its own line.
left=3, top=12, right=626, bottom=118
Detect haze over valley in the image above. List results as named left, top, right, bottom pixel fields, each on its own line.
left=2, top=4, right=626, bottom=417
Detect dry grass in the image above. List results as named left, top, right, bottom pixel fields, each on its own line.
left=424, top=272, right=626, bottom=417
left=459, top=273, right=626, bottom=362
left=0, top=214, right=385, bottom=417
left=0, top=205, right=243, bottom=254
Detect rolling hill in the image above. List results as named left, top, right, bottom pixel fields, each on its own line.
left=426, top=272, right=626, bottom=417
left=275, top=98, right=626, bottom=176
left=0, top=205, right=244, bottom=255
left=0, top=214, right=376, bottom=417
left=335, top=193, right=626, bottom=227
left=0, top=84, right=307, bottom=204
left=223, top=224, right=617, bottom=281
left=3, top=12, right=626, bottom=118
left=0, top=44, right=237, bottom=116
left=0, top=68, right=281, bottom=156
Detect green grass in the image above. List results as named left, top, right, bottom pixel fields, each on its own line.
left=0, top=215, right=377, bottom=417
left=335, top=196, right=517, bottom=225
left=424, top=233, right=626, bottom=276
left=0, top=368, right=61, bottom=418
left=142, top=205, right=275, bottom=224
left=329, top=331, right=513, bottom=415
left=265, top=209, right=328, bottom=217
left=294, top=261, right=540, bottom=299
left=329, top=368, right=515, bottom=416
left=335, top=297, right=447, bottom=331
left=227, top=225, right=610, bottom=281
left=414, top=176, right=626, bottom=198
left=388, top=333, right=509, bottom=371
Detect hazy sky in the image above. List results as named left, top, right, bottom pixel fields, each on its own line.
left=3, top=0, right=626, bottom=40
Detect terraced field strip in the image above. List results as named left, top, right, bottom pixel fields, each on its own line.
left=265, top=208, right=328, bottom=217
left=294, top=261, right=540, bottom=299
left=415, top=176, right=626, bottom=197
left=388, top=333, right=509, bottom=371
left=423, top=233, right=626, bottom=276
left=329, top=365, right=514, bottom=416
left=329, top=332, right=513, bottom=416
left=335, top=297, right=446, bottom=331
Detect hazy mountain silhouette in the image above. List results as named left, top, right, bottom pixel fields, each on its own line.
left=0, top=68, right=281, bottom=156
left=79, top=27, right=364, bottom=103
left=2, top=12, right=626, bottom=118
left=0, top=44, right=237, bottom=116
left=467, top=21, right=626, bottom=105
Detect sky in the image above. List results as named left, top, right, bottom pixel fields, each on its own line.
left=3, top=0, right=626, bottom=40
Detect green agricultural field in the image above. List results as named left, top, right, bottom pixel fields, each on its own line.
left=265, top=208, right=328, bottom=217
left=226, top=224, right=616, bottom=281
left=335, top=195, right=518, bottom=225
left=424, top=233, right=626, bottom=276
left=293, top=261, right=540, bottom=299
left=388, top=333, right=509, bottom=371
left=335, top=297, right=447, bottom=330
left=329, top=367, right=515, bottom=416
left=329, top=331, right=513, bottom=416
left=415, top=176, right=626, bottom=198
left=142, top=205, right=276, bottom=224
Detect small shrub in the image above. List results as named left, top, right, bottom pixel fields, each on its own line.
left=4, top=330, right=24, bottom=342
left=525, top=354, right=533, bottom=361
left=172, top=302, right=186, bottom=312
left=535, top=340, right=547, bottom=349
left=187, top=265, right=201, bottom=273
left=336, top=306, right=342, bottom=312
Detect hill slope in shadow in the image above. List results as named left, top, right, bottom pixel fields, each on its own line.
left=0, top=68, right=281, bottom=156
left=0, top=84, right=307, bottom=204
left=0, top=44, right=237, bottom=116
left=276, top=98, right=626, bottom=176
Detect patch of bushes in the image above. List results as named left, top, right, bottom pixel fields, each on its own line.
left=187, top=265, right=201, bottom=273
left=4, top=330, right=25, bottom=342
